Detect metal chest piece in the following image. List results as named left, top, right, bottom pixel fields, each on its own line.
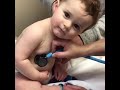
left=34, top=54, right=48, bottom=67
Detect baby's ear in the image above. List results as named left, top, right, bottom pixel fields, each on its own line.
left=52, top=0, right=60, bottom=13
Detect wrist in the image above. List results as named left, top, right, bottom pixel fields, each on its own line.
left=76, top=45, right=91, bottom=57
left=82, top=43, right=96, bottom=56
left=85, top=39, right=105, bottom=56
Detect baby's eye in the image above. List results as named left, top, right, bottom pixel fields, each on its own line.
left=64, top=11, right=70, bottom=18
left=73, top=24, right=80, bottom=30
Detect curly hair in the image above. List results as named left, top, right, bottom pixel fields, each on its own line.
left=80, top=0, right=100, bottom=29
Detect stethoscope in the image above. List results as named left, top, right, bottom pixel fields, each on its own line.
left=34, top=54, right=48, bottom=67
left=34, top=47, right=105, bottom=67
left=34, top=47, right=63, bottom=67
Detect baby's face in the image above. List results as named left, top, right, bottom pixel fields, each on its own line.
left=51, top=0, right=93, bottom=40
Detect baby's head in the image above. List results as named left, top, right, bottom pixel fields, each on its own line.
left=51, top=0, right=100, bottom=39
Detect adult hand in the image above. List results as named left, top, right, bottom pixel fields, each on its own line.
left=52, top=36, right=85, bottom=59
left=52, top=37, right=105, bottom=59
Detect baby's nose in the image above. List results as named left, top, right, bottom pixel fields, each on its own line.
left=64, top=20, right=72, bottom=30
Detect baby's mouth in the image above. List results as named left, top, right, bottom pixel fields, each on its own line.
left=58, top=27, right=65, bottom=35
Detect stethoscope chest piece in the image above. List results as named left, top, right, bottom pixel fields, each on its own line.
left=34, top=54, right=48, bottom=67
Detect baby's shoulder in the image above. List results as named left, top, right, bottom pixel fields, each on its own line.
left=27, top=18, right=50, bottom=33
left=19, top=18, right=51, bottom=43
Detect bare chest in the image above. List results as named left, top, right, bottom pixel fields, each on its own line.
left=29, top=38, right=55, bottom=71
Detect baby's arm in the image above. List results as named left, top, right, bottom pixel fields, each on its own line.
left=15, top=25, right=49, bottom=81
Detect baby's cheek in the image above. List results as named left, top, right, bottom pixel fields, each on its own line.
left=54, top=15, right=62, bottom=24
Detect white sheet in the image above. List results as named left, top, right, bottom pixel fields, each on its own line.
left=67, top=56, right=105, bottom=90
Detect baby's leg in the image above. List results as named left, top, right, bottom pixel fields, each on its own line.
left=15, top=72, right=42, bottom=90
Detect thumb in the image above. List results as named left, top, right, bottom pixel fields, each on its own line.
left=52, top=52, right=69, bottom=58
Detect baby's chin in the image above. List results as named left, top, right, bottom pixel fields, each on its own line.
left=54, top=34, right=64, bottom=39
left=53, top=31, right=64, bottom=39
left=55, top=34, right=72, bottom=40
left=53, top=30, right=72, bottom=40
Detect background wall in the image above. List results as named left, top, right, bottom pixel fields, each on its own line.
left=15, top=0, right=50, bottom=37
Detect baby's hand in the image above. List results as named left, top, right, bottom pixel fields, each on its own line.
left=39, top=71, right=50, bottom=81
left=61, top=58, right=70, bottom=64
left=54, top=62, right=67, bottom=81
